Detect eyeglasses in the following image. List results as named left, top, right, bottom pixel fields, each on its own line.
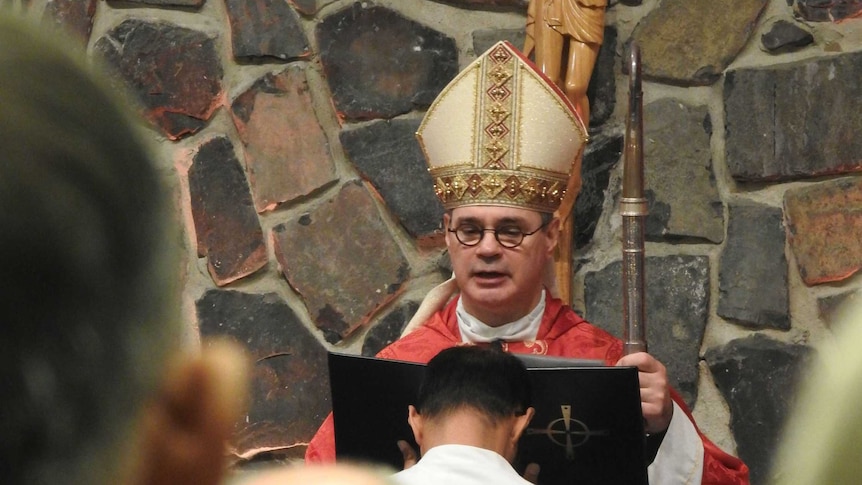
left=447, top=220, right=550, bottom=249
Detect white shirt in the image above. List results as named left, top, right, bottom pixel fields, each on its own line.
left=392, top=444, right=532, bottom=485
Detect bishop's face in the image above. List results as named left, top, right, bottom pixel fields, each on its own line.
left=444, top=205, right=559, bottom=327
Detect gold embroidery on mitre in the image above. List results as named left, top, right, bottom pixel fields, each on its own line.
left=480, top=43, right=516, bottom=172
left=488, top=103, right=510, bottom=125
left=481, top=173, right=507, bottom=198
left=434, top=168, right=567, bottom=212
left=420, top=41, right=584, bottom=214
left=484, top=140, right=508, bottom=169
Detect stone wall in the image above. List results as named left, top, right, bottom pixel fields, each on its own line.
left=17, top=0, right=862, bottom=483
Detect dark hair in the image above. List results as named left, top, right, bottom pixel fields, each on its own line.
left=0, top=15, right=178, bottom=485
left=416, top=346, right=531, bottom=424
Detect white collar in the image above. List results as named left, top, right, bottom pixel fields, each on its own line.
left=456, top=290, right=544, bottom=343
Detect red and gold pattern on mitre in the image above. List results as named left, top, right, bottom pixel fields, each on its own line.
left=416, top=41, right=587, bottom=214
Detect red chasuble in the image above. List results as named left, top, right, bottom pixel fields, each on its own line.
left=305, top=293, right=750, bottom=485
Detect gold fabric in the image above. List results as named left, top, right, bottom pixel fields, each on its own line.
left=417, top=42, right=587, bottom=214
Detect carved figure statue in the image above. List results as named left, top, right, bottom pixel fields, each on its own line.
left=525, top=0, right=608, bottom=302
left=525, top=0, right=607, bottom=123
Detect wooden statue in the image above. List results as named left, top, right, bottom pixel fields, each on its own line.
left=525, top=0, right=607, bottom=303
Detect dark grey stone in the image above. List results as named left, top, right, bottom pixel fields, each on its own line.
left=724, top=51, right=862, bottom=182
left=585, top=26, right=617, bottom=128
left=641, top=99, right=724, bottom=243
left=316, top=3, right=459, bottom=120
left=472, top=28, right=526, bottom=56
left=761, top=19, right=814, bottom=54
left=340, top=119, right=444, bottom=239
left=188, top=137, right=267, bottom=286
left=93, top=19, right=222, bottom=140
left=574, top=130, right=622, bottom=249
left=718, top=203, right=789, bottom=330
left=705, top=335, right=814, bottom=485
left=362, top=300, right=420, bottom=356
left=818, top=290, right=862, bottom=329
left=584, top=255, right=710, bottom=407
left=197, top=290, right=331, bottom=455
left=224, top=0, right=309, bottom=62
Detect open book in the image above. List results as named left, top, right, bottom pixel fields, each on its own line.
left=328, top=351, right=648, bottom=485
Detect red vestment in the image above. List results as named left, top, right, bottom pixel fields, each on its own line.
left=306, top=293, right=749, bottom=485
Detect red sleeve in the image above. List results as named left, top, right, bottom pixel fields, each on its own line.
left=305, top=412, right=336, bottom=463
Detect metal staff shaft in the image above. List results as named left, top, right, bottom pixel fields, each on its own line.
left=621, top=43, right=648, bottom=355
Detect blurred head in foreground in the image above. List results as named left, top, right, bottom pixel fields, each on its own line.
left=0, top=14, right=248, bottom=485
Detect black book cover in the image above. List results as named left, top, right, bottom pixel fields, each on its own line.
left=329, top=352, right=648, bottom=485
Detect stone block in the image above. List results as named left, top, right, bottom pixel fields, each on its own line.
left=761, top=19, right=814, bottom=54
left=231, top=67, right=337, bottom=212
left=574, top=130, right=621, bottom=249
left=642, top=99, right=724, bottom=243
left=273, top=181, right=410, bottom=342
left=718, top=202, right=788, bottom=329
left=197, top=290, right=330, bottom=456
left=472, top=28, right=526, bottom=56
left=188, top=137, right=267, bottom=286
left=793, top=0, right=862, bottom=22
left=362, top=300, right=420, bottom=357
left=784, top=177, right=862, bottom=285
left=584, top=255, right=710, bottom=407
left=340, top=119, right=444, bottom=239
left=225, top=0, right=309, bottom=61
left=316, top=3, right=458, bottom=120
left=725, top=51, right=862, bottom=182
left=818, top=289, right=862, bottom=329
left=585, top=26, right=617, bottom=129
left=705, top=335, right=813, bottom=485
left=42, top=0, right=96, bottom=44
left=94, top=20, right=222, bottom=140
left=631, top=0, right=768, bottom=85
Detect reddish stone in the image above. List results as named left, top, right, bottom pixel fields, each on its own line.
left=230, top=67, right=337, bottom=212
left=42, top=0, right=96, bottom=44
left=785, top=177, right=862, bottom=285
left=273, top=181, right=410, bottom=342
left=188, top=137, right=267, bottom=286
left=197, top=290, right=330, bottom=455
left=93, top=20, right=223, bottom=140
left=224, top=0, right=309, bottom=61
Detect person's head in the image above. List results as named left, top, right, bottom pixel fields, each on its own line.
left=444, top=207, right=558, bottom=325
left=0, top=15, right=247, bottom=485
left=416, top=41, right=586, bottom=325
left=407, top=346, right=534, bottom=462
